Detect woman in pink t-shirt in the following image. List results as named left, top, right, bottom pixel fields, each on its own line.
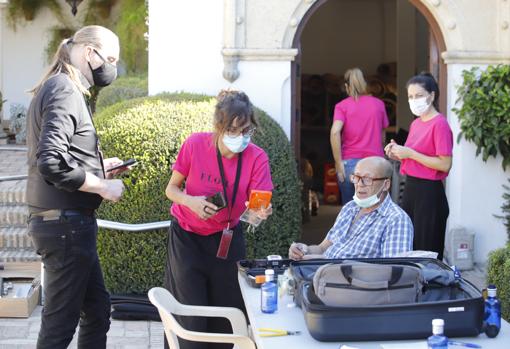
left=331, top=68, right=389, bottom=205
left=385, top=73, right=453, bottom=260
left=164, top=91, right=273, bottom=349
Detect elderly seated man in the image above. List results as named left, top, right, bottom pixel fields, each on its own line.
left=289, top=156, right=413, bottom=260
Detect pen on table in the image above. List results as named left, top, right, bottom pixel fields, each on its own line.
left=448, top=340, right=482, bottom=348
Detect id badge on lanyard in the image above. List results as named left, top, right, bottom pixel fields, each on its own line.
left=215, top=149, right=242, bottom=260
left=216, top=223, right=234, bottom=259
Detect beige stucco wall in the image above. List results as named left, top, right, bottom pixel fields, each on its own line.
left=221, top=0, right=509, bottom=86
left=225, top=0, right=509, bottom=55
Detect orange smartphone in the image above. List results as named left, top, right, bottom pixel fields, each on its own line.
left=247, top=190, right=272, bottom=210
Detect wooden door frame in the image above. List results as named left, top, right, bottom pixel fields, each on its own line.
left=408, top=0, right=447, bottom=114
left=290, top=0, right=330, bottom=160
left=290, top=0, right=448, bottom=158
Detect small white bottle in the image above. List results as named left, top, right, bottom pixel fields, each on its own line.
left=427, top=319, right=448, bottom=349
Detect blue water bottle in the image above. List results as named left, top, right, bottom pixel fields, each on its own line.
left=427, top=319, right=448, bottom=349
left=451, top=265, right=461, bottom=280
left=484, top=284, right=501, bottom=338
left=261, top=269, right=277, bottom=313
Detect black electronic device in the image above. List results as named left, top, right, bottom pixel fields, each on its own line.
left=106, top=158, right=137, bottom=173
left=206, top=192, right=227, bottom=211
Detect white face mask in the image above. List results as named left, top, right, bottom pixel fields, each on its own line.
left=222, top=134, right=250, bottom=153
left=408, top=96, right=431, bottom=116
left=352, top=181, right=386, bottom=208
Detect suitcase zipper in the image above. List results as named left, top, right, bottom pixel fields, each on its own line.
left=323, top=282, right=415, bottom=292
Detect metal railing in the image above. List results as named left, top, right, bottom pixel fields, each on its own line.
left=0, top=174, right=27, bottom=182
left=97, top=219, right=171, bottom=232
left=0, top=145, right=27, bottom=151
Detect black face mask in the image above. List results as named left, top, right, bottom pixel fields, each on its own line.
left=88, top=49, right=117, bottom=87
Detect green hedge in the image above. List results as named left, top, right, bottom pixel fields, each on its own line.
left=487, top=244, right=510, bottom=321
left=95, top=75, right=148, bottom=112
left=94, top=93, right=301, bottom=294
left=246, top=108, right=301, bottom=258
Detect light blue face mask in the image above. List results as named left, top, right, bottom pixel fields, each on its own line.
left=222, top=134, right=251, bottom=153
left=352, top=181, right=386, bottom=208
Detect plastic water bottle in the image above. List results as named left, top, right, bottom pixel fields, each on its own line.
left=427, top=319, right=448, bottom=349
left=261, top=269, right=277, bottom=313
left=451, top=265, right=461, bottom=280
left=484, top=285, right=501, bottom=338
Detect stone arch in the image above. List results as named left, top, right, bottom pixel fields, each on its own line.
left=288, top=0, right=452, bottom=148
left=283, top=0, right=458, bottom=52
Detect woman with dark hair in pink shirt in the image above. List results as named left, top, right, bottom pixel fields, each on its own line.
left=385, top=72, right=453, bottom=260
left=164, top=90, right=273, bottom=349
left=331, top=68, right=389, bottom=205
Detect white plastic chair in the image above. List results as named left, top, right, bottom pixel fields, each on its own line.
left=148, top=287, right=256, bottom=349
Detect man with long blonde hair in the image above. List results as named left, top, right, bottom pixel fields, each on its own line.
left=26, top=25, right=127, bottom=349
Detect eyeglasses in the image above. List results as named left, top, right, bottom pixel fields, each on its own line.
left=350, top=174, right=388, bottom=186
left=92, top=48, right=116, bottom=64
left=93, top=49, right=106, bottom=63
left=225, top=126, right=256, bottom=138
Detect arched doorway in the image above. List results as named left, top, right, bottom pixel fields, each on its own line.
left=291, top=0, right=447, bottom=204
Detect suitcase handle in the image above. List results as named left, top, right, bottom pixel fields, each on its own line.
left=341, top=265, right=404, bottom=288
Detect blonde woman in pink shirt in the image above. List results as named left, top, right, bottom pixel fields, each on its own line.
left=385, top=73, right=453, bottom=260
left=330, top=68, right=389, bottom=205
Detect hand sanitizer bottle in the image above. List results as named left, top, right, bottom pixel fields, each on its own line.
left=427, top=319, right=448, bottom=349
left=484, top=284, right=501, bottom=338
left=261, top=269, right=277, bottom=313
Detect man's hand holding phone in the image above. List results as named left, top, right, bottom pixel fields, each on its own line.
left=104, top=158, right=137, bottom=178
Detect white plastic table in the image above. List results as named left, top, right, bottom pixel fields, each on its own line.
left=238, top=272, right=510, bottom=349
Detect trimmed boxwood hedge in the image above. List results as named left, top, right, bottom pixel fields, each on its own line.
left=94, top=93, right=301, bottom=294
left=487, top=244, right=510, bottom=321
left=95, top=75, right=148, bottom=112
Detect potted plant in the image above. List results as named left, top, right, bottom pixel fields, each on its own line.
left=454, top=64, right=510, bottom=170
left=9, top=103, right=27, bottom=144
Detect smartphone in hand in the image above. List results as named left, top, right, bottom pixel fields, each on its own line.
left=106, top=158, right=138, bottom=173
left=206, top=192, right=227, bottom=212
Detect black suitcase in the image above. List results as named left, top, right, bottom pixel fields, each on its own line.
left=290, top=258, right=484, bottom=342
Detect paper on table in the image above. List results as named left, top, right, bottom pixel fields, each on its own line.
left=380, top=341, right=428, bottom=349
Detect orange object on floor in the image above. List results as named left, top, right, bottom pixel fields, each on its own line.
left=323, top=163, right=340, bottom=205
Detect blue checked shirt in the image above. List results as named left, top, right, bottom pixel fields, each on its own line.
left=323, top=194, right=413, bottom=259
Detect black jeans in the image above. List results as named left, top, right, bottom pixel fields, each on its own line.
left=164, top=221, right=246, bottom=349
left=28, top=214, right=111, bottom=349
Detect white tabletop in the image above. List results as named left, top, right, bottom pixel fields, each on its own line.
left=238, top=272, right=510, bottom=349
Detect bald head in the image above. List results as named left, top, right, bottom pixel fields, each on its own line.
left=357, top=157, right=393, bottom=179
